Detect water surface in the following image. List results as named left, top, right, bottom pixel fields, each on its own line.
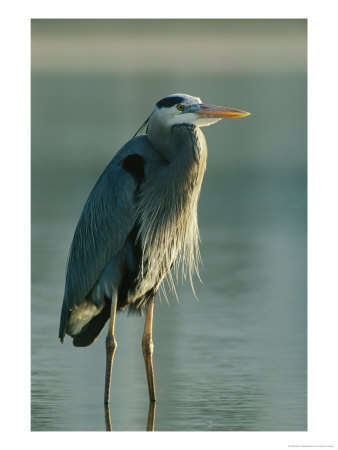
left=31, top=73, right=306, bottom=431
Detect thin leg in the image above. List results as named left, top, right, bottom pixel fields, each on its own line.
left=142, top=295, right=156, bottom=402
left=104, top=403, right=112, bottom=431
left=104, top=293, right=118, bottom=405
left=146, top=400, right=156, bottom=431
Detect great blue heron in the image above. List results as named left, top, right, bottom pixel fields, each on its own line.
left=58, top=93, right=250, bottom=405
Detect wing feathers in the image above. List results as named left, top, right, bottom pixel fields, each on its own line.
left=64, top=163, right=137, bottom=311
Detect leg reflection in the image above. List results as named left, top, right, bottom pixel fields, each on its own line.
left=146, top=401, right=156, bottom=431
left=104, top=400, right=156, bottom=431
left=104, top=403, right=112, bottom=431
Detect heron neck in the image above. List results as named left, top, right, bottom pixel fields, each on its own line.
left=148, top=123, right=208, bottom=216
left=138, top=124, right=207, bottom=293
left=147, top=123, right=206, bottom=165
left=147, top=121, right=173, bottom=162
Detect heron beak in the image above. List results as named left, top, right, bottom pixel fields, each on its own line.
left=196, top=104, right=251, bottom=119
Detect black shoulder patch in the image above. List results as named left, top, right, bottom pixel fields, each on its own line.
left=122, top=154, right=145, bottom=185
left=156, top=95, right=185, bottom=109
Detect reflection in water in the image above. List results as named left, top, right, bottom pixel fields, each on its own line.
left=146, top=401, right=156, bottom=431
left=104, top=404, right=112, bottom=431
left=104, top=401, right=156, bottom=431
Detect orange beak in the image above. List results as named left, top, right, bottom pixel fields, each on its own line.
left=196, top=103, right=251, bottom=119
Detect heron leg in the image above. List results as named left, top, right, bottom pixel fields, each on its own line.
left=146, top=400, right=156, bottom=431
left=104, top=292, right=118, bottom=405
left=142, top=295, right=156, bottom=402
left=104, top=403, right=112, bottom=431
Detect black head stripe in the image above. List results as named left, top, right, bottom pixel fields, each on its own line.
left=156, top=96, right=186, bottom=109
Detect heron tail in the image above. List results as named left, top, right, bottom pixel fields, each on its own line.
left=72, top=299, right=111, bottom=347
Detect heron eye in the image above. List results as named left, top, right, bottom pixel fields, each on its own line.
left=177, top=104, right=184, bottom=111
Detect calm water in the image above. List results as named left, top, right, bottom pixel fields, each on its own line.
left=31, top=74, right=307, bottom=431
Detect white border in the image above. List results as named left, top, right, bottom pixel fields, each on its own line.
left=2, top=1, right=337, bottom=449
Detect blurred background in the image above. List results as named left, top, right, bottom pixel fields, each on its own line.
left=31, top=19, right=307, bottom=431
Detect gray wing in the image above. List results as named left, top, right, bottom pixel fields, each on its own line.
left=59, top=136, right=153, bottom=340
left=63, top=161, right=137, bottom=310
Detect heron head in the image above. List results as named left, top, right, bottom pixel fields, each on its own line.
left=149, top=93, right=250, bottom=130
